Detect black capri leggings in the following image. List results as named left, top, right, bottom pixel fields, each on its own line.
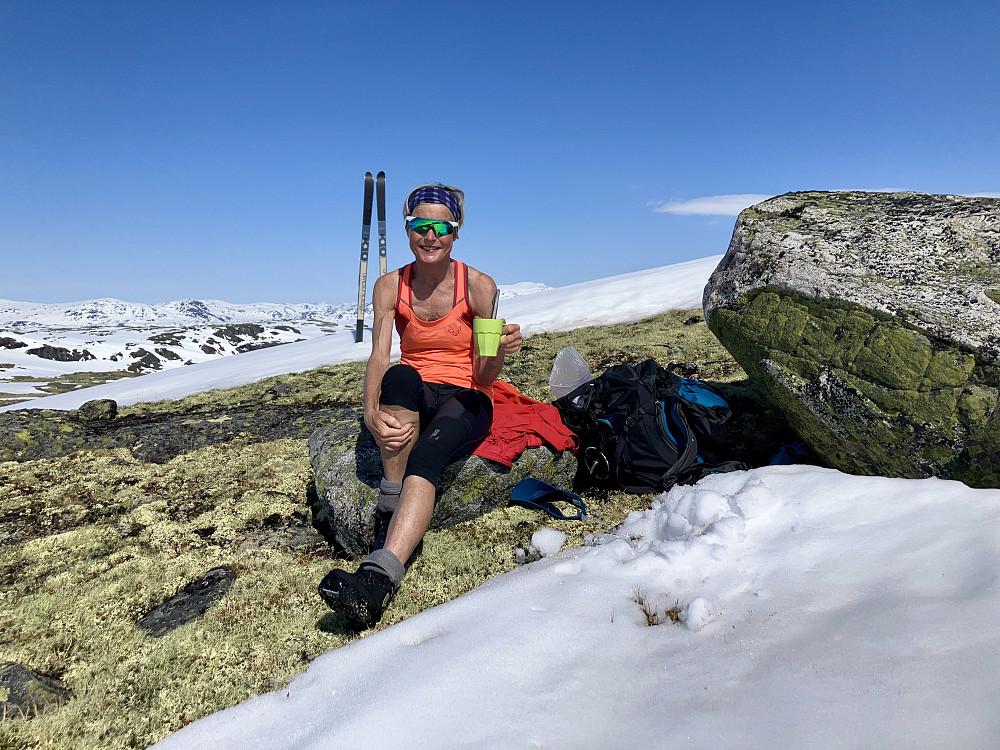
left=379, top=364, right=493, bottom=488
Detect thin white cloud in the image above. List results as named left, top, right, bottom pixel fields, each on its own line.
left=653, top=194, right=773, bottom=216
left=651, top=190, right=999, bottom=218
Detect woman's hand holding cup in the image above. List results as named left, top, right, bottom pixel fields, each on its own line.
left=473, top=318, right=521, bottom=357
left=498, top=320, right=522, bottom=355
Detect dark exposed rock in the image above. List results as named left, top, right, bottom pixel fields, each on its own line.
left=309, top=421, right=576, bottom=557
left=0, top=662, right=72, bottom=718
left=201, top=344, right=218, bottom=355
left=154, top=347, right=182, bottom=361
left=127, top=348, right=162, bottom=373
left=703, top=191, right=1000, bottom=487
left=137, top=566, right=237, bottom=637
left=213, top=323, right=265, bottom=345
left=236, top=341, right=286, bottom=354
left=24, top=345, right=95, bottom=362
left=0, top=336, right=27, bottom=349
left=76, top=399, right=118, bottom=422
left=149, top=331, right=184, bottom=346
left=0, top=400, right=362, bottom=464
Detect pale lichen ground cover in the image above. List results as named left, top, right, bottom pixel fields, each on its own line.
left=1, top=311, right=786, bottom=750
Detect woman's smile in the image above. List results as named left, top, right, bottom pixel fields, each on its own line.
left=408, top=202, right=456, bottom=263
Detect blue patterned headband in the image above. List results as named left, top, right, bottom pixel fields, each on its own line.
left=407, top=186, right=462, bottom=223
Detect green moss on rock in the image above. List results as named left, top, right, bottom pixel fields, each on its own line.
left=709, top=286, right=1000, bottom=486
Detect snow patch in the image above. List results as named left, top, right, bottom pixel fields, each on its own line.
left=679, top=597, right=718, bottom=632
left=529, top=528, right=566, bottom=557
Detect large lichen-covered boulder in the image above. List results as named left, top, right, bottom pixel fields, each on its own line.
left=309, top=421, right=577, bottom=557
left=703, top=191, right=1000, bottom=488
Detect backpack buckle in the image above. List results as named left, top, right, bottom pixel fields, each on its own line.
left=623, top=408, right=646, bottom=431
left=583, top=446, right=610, bottom=480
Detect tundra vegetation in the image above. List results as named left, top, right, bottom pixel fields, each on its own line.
left=0, top=310, right=807, bottom=749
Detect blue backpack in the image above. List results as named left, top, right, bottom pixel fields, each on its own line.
left=554, top=359, right=747, bottom=494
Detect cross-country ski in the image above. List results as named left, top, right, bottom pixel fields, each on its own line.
left=355, top=171, right=374, bottom=342
left=376, top=171, right=387, bottom=277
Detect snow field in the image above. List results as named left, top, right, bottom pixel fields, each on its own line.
left=153, top=465, right=1000, bottom=749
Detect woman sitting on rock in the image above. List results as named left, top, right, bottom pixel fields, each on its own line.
left=319, top=183, right=522, bottom=628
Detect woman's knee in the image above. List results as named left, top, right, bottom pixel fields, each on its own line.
left=404, top=416, right=470, bottom=488
left=380, top=364, right=422, bottom=410
left=444, top=389, right=493, bottom=442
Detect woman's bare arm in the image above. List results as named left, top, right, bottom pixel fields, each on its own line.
left=364, top=272, right=414, bottom=450
left=467, top=268, right=522, bottom=387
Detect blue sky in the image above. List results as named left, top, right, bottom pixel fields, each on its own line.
left=3, top=1, right=998, bottom=305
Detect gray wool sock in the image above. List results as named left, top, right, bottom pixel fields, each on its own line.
left=360, top=548, right=405, bottom=588
left=377, top=478, right=403, bottom=512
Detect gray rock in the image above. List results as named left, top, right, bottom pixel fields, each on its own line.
left=309, top=422, right=577, bottom=557
left=76, top=399, right=118, bottom=422
left=267, top=382, right=301, bottom=396
left=137, top=566, right=237, bottom=637
left=0, top=662, right=71, bottom=719
left=703, top=191, right=1000, bottom=487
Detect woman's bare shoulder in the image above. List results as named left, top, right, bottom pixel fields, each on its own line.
left=465, top=265, right=496, bottom=290
left=372, top=269, right=402, bottom=309
left=465, top=265, right=498, bottom=317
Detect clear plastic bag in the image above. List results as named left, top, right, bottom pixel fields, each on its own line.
left=549, top=346, right=593, bottom=399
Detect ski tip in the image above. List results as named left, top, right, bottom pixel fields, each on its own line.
left=377, top=171, right=385, bottom=180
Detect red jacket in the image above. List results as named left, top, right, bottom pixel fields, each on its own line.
left=472, top=381, right=579, bottom=467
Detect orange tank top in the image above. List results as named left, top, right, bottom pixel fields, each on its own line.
left=395, top=261, right=493, bottom=400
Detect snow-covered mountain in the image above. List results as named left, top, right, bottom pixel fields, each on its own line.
left=0, top=282, right=553, bottom=406
left=0, top=282, right=551, bottom=331
left=0, top=297, right=359, bottom=331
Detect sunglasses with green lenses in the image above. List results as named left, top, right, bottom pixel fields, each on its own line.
left=406, top=216, right=459, bottom=237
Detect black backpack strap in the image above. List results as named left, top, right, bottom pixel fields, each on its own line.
left=611, top=433, right=644, bottom=493
left=609, top=406, right=698, bottom=493
left=673, top=459, right=751, bottom=486
left=610, top=373, right=660, bottom=492
left=659, top=399, right=700, bottom=487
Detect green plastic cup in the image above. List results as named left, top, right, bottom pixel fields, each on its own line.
left=473, top=318, right=504, bottom=357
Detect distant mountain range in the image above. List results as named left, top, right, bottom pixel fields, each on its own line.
left=0, top=282, right=552, bottom=404
left=0, top=282, right=550, bottom=331
left=0, top=297, right=359, bottom=331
